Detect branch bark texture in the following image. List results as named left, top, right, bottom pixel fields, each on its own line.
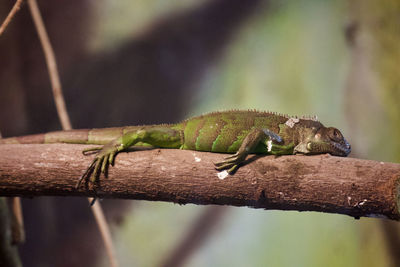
left=0, top=144, right=399, bottom=220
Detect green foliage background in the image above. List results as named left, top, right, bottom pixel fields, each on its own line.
left=87, top=1, right=398, bottom=266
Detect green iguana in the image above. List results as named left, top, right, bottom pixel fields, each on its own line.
left=0, top=110, right=351, bottom=187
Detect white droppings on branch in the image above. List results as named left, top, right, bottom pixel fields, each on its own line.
left=217, top=170, right=229, bottom=180
left=192, top=152, right=202, bottom=162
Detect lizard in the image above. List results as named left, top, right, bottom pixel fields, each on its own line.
left=0, top=110, right=351, bottom=187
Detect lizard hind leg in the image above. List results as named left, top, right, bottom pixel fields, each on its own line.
left=215, top=128, right=279, bottom=174
left=76, top=135, right=128, bottom=190
left=78, top=126, right=183, bottom=189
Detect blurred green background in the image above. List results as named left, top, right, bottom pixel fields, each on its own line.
left=92, top=1, right=397, bottom=266
left=0, top=0, right=399, bottom=266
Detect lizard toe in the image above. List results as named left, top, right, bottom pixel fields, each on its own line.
left=227, top=164, right=239, bottom=174
left=223, top=153, right=239, bottom=160
left=101, top=156, right=108, bottom=175
left=91, top=156, right=104, bottom=184
left=215, top=162, right=235, bottom=171
left=76, top=159, right=97, bottom=188
left=82, top=146, right=102, bottom=155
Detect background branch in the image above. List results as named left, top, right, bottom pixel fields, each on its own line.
left=0, top=0, right=23, bottom=37
left=27, top=0, right=71, bottom=130
left=26, top=1, right=118, bottom=266
left=1, top=144, right=399, bottom=221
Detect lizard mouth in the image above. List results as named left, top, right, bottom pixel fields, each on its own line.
left=331, top=138, right=351, bottom=156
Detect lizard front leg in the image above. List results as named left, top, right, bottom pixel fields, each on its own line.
left=214, top=128, right=282, bottom=174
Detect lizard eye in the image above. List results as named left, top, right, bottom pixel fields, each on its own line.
left=330, top=128, right=342, bottom=141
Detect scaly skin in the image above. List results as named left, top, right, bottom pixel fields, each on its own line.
left=0, top=110, right=351, bottom=188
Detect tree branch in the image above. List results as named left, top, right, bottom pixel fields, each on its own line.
left=0, top=144, right=399, bottom=220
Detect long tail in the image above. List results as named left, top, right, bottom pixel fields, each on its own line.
left=0, top=127, right=139, bottom=145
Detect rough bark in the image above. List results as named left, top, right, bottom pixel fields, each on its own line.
left=0, top=144, right=399, bottom=220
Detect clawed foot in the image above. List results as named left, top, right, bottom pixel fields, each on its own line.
left=76, top=145, right=118, bottom=190
left=214, top=153, right=245, bottom=174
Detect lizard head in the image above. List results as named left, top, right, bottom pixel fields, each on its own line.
left=294, top=126, right=351, bottom=156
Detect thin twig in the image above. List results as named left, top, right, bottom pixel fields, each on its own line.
left=27, top=0, right=71, bottom=130
left=1, top=133, right=25, bottom=246
left=10, top=197, right=25, bottom=244
left=0, top=0, right=24, bottom=37
left=0, top=133, right=23, bottom=266
left=0, top=198, right=23, bottom=267
left=26, top=1, right=119, bottom=266
left=89, top=198, right=119, bottom=267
